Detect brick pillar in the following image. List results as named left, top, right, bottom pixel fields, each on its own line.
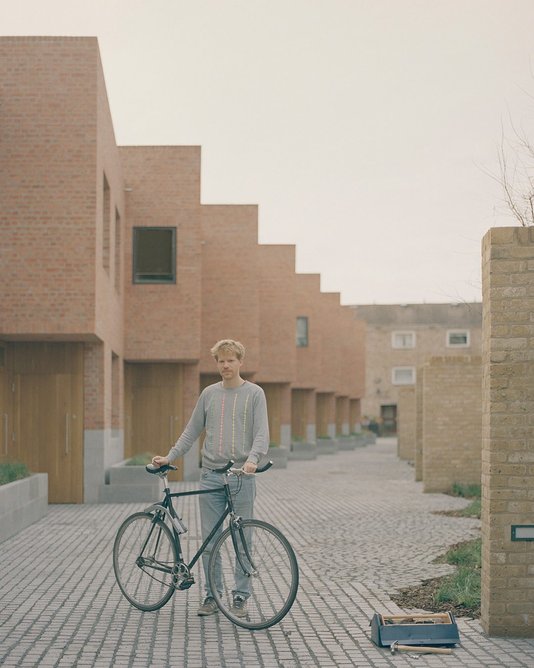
left=481, top=226, right=534, bottom=637
left=421, top=356, right=481, bottom=493
left=397, top=387, right=416, bottom=461
left=415, top=371, right=423, bottom=481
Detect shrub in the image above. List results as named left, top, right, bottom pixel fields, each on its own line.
left=125, top=452, right=155, bottom=466
left=451, top=482, right=481, bottom=498
left=0, top=461, right=30, bottom=485
left=435, top=538, right=481, bottom=611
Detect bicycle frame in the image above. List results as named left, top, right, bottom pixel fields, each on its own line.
left=143, top=473, right=254, bottom=580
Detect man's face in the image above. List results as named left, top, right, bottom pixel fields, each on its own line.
left=216, top=350, right=243, bottom=382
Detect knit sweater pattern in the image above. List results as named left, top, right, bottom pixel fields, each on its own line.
left=166, top=381, right=270, bottom=469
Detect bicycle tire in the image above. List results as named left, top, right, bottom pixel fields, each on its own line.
left=113, top=511, right=177, bottom=612
left=208, top=519, right=299, bottom=630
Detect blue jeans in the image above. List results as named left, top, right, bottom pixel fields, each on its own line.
left=199, top=468, right=256, bottom=599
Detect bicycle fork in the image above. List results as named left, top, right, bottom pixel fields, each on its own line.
left=230, top=517, right=258, bottom=578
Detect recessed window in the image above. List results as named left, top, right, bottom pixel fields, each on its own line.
left=392, top=367, right=416, bottom=385
left=447, top=330, right=470, bottom=347
left=392, top=331, right=415, bottom=349
left=296, top=316, right=309, bottom=347
left=133, top=227, right=176, bottom=283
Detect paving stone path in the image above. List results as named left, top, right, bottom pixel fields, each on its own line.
left=1, top=438, right=533, bottom=667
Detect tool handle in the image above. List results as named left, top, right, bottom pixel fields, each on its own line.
left=395, top=644, right=453, bottom=655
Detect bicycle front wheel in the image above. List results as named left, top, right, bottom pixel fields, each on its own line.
left=208, top=519, right=299, bottom=630
left=113, top=512, right=177, bottom=612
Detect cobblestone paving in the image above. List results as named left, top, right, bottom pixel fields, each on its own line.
left=1, top=438, right=534, bottom=667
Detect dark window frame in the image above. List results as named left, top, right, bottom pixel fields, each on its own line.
left=296, top=316, right=309, bottom=347
left=132, top=227, right=176, bottom=284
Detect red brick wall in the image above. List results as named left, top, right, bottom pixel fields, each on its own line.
left=255, top=245, right=296, bottom=384
left=295, top=274, right=322, bottom=389
left=200, top=205, right=260, bottom=375
left=318, top=292, right=342, bottom=393
left=0, top=37, right=100, bottom=337
left=120, top=146, right=202, bottom=361
left=95, top=47, right=125, bottom=355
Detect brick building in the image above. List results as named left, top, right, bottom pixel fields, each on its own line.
left=351, top=303, right=482, bottom=433
left=0, top=37, right=365, bottom=503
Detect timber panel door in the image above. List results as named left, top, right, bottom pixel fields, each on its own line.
left=10, top=343, right=83, bottom=503
left=125, top=363, right=184, bottom=481
left=260, top=383, right=281, bottom=446
left=291, top=390, right=308, bottom=441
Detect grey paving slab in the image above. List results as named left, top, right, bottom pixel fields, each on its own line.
left=1, top=438, right=533, bottom=667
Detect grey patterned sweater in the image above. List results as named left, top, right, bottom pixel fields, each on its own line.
left=166, top=381, right=269, bottom=469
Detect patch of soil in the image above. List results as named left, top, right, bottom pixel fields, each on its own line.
left=390, top=576, right=480, bottom=619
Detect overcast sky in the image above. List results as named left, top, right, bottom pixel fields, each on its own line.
left=3, top=0, right=534, bottom=305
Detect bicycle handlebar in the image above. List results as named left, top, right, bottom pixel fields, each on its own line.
left=146, top=459, right=273, bottom=476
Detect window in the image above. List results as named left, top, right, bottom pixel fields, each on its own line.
left=392, top=331, right=415, bottom=349
left=447, top=330, right=470, bottom=347
left=133, top=227, right=176, bottom=283
left=103, top=174, right=110, bottom=271
left=296, top=316, right=309, bottom=347
left=392, top=367, right=416, bottom=385
left=114, top=208, right=121, bottom=292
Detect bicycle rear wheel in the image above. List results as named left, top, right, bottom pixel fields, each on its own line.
left=113, top=511, right=177, bottom=611
left=208, top=519, right=299, bottom=630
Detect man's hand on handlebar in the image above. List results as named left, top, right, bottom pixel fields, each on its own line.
left=152, top=455, right=169, bottom=468
left=242, top=460, right=257, bottom=474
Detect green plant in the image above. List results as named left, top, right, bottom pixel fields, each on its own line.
left=125, top=452, right=155, bottom=466
left=449, top=482, right=481, bottom=518
left=451, top=482, right=481, bottom=498
left=459, top=498, right=481, bottom=518
left=0, top=461, right=30, bottom=485
left=434, top=538, right=481, bottom=611
left=435, top=567, right=481, bottom=609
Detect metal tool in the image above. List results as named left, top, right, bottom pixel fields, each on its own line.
left=390, top=640, right=453, bottom=655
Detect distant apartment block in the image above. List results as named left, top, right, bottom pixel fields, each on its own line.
left=351, top=303, right=482, bottom=432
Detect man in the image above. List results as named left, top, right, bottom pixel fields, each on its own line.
left=152, top=339, right=269, bottom=617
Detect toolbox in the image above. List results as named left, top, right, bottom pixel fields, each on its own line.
left=370, top=612, right=460, bottom=647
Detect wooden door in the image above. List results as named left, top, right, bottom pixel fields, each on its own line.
left=0, top=344, right=9, bottom=462
left=125, top=363, right=184, bottom=480
left=10, top=343, right=83, bottom=503
left=291, top=390, right=308, bottom=441
left=316, top=393, right=329, bottom=437
left=260, top=383, right=281, bottom=446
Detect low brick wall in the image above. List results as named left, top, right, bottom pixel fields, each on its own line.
left=421, top=356, right=482, bottom=493
left=0, top=473, right=48, bottom=543
left=397, top=387, right=416, bottom=461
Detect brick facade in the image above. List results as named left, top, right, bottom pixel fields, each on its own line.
left=0, top=36, right=365, bottom=501
left=352, top=303, right=482, bottom=428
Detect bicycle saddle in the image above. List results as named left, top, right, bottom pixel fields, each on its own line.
left=145, top=463, right=177, bottom=474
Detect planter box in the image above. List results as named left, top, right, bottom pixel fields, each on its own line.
left=353, top=433, right=368, bottom=447
left=0, top=473, right=48, bottom=544
left=316, top=438, right=339, bottom=455
left=289, top=441, right=317, bottom=461
left=99, top=461, right=161, bottom=503
left=337, top=436, right=357, bottom=451
left=266, top=446, right=289, bottom=469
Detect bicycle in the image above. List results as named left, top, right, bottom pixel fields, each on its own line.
left=112, top=460, right=299, bottom=630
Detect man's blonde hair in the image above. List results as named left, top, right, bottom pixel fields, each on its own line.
left=210, top=339, right=246, bottom=361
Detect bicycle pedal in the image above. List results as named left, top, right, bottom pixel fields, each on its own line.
left=177, top=577, right=195, bottom=590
